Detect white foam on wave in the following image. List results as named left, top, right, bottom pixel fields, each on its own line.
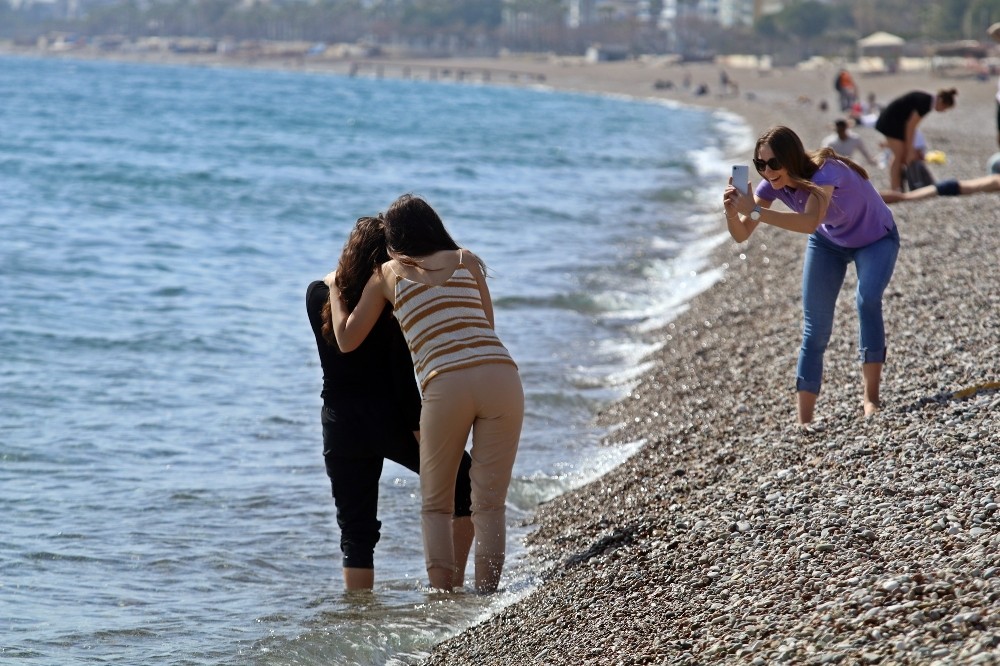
left=576, top=106, right=755, bottom=397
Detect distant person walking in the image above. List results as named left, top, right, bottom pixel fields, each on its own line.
left=875, top=89, right=957, bottom=192
left=326, top=195, right=523, bottom=594
left=724, top=126, right=899, bottom=425
left=823, top=119, right=876, bottom=165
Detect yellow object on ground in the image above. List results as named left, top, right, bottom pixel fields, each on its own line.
left=925, top=150, right=947, bottom=165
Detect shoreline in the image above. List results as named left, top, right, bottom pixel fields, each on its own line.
left=411, top=58, right=1000, bottom=664
left=11, top=48, right=998, bottom=663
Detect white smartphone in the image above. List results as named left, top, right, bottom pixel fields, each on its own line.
left=731, top=164, right=749, bottom=190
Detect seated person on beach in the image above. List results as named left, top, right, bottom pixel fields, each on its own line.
left=822, top=119, right=876, bottom=166
left=863, top=92, right=882, bottom=116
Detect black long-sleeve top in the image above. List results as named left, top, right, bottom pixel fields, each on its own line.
left=306, top=280, right=421, bottom=431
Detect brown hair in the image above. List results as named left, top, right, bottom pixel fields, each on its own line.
left=936, top=88, right=958, bottom=109
left=320, top=216, right=389, bottom=346
left=755, top=125, right=869, bottom=203
left=382, top=193, right=488, bottom=275
left=382, top=194, right=460, bottom=263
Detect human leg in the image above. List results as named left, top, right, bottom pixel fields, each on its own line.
left=325, top=453, right=384, bottom=589
left=853, top=227, right=900, bottom=417
left=452, top=516, right=473, bottom=588
left=381, top=424, right=473, bottom=585
left=797, top=234, right=849, bottom=423
left=467, top=364, right=524, bottom=593
left=452, top=454, right=474, bottom=586
left=885, top=137, right=906, bottom=191
left=862, top=363, right=883, bottom=417
left=343, top=568, right=374, bottom=589
left=957, top=175, right=1000, bottom=195
left=418, top=372, right=476, bottom=590
left=797, top=391, right=819, bottom=426
left=935, top=179, right=961, bottom=197
left=322, top=406, right=384, bottom=590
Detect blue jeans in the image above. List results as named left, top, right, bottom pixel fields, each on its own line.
left=797, top=226, right=900, bottom=394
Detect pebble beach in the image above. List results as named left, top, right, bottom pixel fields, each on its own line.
left=7, top=45, right=997, bottom=664
left=400, top=59, right=1000, bottom=665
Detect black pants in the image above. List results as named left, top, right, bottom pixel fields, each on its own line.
left=322, top=404, right=472, bottom=569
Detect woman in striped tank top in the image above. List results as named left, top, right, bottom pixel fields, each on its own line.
left=326, top=195, right=524, bottom=594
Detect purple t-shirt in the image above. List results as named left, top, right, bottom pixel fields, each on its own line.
left=754, top=159, right=896, bottom=248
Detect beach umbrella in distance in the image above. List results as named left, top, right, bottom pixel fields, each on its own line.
left=989, top=22, right=1000, bottom=43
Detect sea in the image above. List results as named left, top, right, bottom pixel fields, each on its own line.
left=0, top=54, right=751, bottom=665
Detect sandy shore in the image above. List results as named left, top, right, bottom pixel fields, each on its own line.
left=12, top=46, right=998, bottom=663
left=385, top=57, right=1000, bottom=664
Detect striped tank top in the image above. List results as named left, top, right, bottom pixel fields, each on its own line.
left=392, top=251, right=517, bottom=391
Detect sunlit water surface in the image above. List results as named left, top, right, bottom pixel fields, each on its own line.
left=0, top=55, right=749, bottom=664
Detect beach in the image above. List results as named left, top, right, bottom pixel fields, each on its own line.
left=7, top=46, right=999, bottom=663
left=395, top=58, right=1000, bottom=664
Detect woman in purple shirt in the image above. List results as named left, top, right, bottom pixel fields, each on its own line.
left=724, top=125, right=899, bottom=425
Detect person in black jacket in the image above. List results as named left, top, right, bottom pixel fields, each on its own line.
left=306, top=216, right=473, bottom=591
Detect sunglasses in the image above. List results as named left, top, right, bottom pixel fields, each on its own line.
left=753, top=157, right=782, bottom=172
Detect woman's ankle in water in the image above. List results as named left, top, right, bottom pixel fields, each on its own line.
left=427, top=565, right=454, bottom=592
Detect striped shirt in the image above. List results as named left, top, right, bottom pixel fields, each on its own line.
left=392, top=256, right=516, bottom=391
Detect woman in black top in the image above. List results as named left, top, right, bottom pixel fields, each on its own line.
left=306, top=216, right=473, bottom=591
left=875, top=88, right=957, bottom=192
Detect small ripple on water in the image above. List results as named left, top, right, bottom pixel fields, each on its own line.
left=0, top=55, right=737, bottom=666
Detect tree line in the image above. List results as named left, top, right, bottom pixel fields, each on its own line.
left=3, top=0, right=1000, bottom=57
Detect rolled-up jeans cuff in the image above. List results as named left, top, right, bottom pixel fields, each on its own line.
left=796, top=377, right=821, bottom=394
left=860, top=347, right=887, bottom=364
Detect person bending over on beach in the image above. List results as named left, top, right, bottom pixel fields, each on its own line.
left=326, top=195, right=523, bottom=594
left=875, top=88, right=957, bottom=192
left=307, top=215, right=474, bottom=591
left=880, top=174, right=1000, bottom=204
left=725, top=126, right=900, bottom=425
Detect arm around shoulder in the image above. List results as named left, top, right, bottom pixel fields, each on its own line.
left=329, top=269, right=391, bottom=352
left=463, top=249, right=496, bottom=328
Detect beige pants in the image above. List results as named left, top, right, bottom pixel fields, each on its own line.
left=419, top=363, right=523, bottom=586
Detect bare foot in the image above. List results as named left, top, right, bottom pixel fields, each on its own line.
left=863, top=400, right=881, bottom=417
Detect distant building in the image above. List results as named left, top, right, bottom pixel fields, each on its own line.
left=566, top=0, right=654, bottom=28
left=659, top=0, right=787, bottom=29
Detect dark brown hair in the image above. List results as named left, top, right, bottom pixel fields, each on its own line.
left=382, top=194, right=460, bottom=264
left=936, top=88, right=958, bottom=109
left=320, top=215, right=388, bottom=345
left=755, top=125, right=869, bottom=203
left=381, top=193, right=488, bottom=275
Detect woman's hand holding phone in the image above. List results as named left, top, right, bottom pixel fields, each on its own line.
left=725, top=164, right=751, bottom=217
left=731, top=164, right=749, bottom=192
